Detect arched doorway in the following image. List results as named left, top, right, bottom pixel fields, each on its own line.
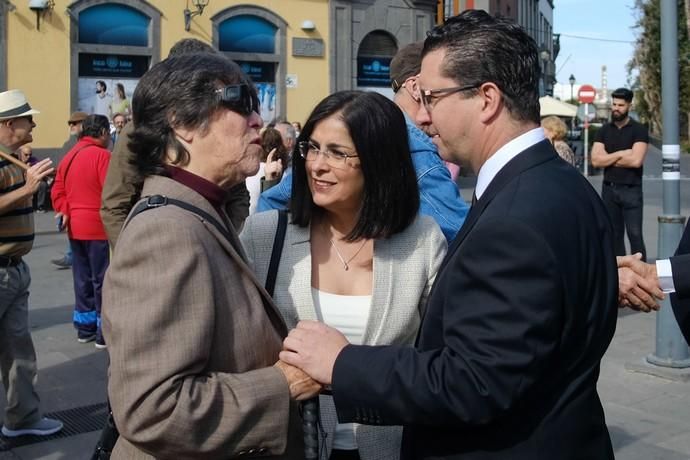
left=356, top=30, right=398, bottom=99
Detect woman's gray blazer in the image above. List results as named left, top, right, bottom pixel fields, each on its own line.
left=240, top=210, right=447, bottom=460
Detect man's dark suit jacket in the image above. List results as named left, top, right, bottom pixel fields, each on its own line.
left=331, top=140, right=618, bottom=460
left=670, top=223, right=690, bottom=343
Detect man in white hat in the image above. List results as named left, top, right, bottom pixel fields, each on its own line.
left=0, top=89, right=63, bottom=437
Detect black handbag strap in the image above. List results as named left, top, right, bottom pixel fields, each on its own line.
left=128, top=195, right=234, bottom=245
left=126, top=195, right=289, bottom=335
left=265, top=210, right=288, bottom=297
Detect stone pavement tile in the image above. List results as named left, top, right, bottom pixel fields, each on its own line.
left=659, top=432, right=690, bottom=456
left=8, top=431, right=100, bottom=460
left=606, top=403, right=690, bottom=459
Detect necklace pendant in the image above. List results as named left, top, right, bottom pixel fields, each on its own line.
left=344, top=263, right=349, bottom=271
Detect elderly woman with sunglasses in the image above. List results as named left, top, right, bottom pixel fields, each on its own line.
left=240, top=91, right=446, bottom=460
left=101, top=53, right=319, bottom=460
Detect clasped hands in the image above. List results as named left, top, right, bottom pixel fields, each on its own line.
left=274, top=321, right=349, bottom=400
left=617, top=252, right=664, bottom=312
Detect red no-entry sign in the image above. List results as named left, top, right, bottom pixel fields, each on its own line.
left=578, top=84, right=597, bottom=104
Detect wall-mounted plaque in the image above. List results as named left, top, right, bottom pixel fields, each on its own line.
left=292, top=38, right=325, bottom=57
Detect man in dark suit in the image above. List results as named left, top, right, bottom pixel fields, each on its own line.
left=618, top=223, right=690, bottom=342
left=280, top=10, right=618, bottom=460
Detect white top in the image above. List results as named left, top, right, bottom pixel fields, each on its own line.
left=92, top=94, right=112, bottom=117
left=245, top=162, right=266, bottom=215
left=656, top=259, right=676, bottom=293
left=475, top=127, right=545, bottom=199
left=312, top=288, right=372, bottom=450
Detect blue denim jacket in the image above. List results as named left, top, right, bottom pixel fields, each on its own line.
left=257, top=117, right=468, bottom=242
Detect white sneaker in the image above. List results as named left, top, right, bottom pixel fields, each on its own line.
left=1, top=417, right=63, bottom=437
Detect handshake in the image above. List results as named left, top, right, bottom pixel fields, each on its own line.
left=617, top=252, right=665, bottom=313
left=274, top=321, right=350, bottom=400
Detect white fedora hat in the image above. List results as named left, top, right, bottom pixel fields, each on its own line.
left=0, top=89, right=40, bottom=121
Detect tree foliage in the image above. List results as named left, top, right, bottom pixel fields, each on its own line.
left=629, top=0, right=690, bottom=138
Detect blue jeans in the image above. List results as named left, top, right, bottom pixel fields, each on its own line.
left=601, top=182, right=646, bottom=261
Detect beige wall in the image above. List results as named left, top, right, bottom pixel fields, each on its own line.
left=8, top=3, right=74, bottom=149
left=5, top=0, right=329, bottom=150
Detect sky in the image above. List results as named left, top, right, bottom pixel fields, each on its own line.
left=554, top=0, right=639, bottom=93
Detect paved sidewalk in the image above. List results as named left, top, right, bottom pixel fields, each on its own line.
left=1, top=146, right=689, bottom=459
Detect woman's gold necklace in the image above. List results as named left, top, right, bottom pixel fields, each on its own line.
left=328, top=237, right=368, bottom=271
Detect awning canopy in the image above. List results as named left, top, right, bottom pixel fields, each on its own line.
left=539, top=96, right=578, bottom=118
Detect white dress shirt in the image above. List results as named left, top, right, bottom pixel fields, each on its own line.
left=475, top=127, right=546, bottom=200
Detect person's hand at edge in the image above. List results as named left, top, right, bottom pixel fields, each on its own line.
left=274, top=359, right=323, bottom=401
left=280, top=320, right=349, bottom=386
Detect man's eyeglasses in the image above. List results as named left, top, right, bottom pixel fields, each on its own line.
left=298, top=140, right=359, bottom=170
left=420, top=83, right=482, bottom=112
left=67, top=121, right=79, bottom=126
left=216, top=84, right=260, bottom=116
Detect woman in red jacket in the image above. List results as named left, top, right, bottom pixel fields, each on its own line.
left=51, top=114, right=111, bottom=348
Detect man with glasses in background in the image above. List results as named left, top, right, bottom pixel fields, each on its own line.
left=0, top=89, right=63, bottom=438
left=257, top=42, right=468, bottom=243
left=279, top=11, right=618, bottom=459
left=51, top=111, right=88, bottom=269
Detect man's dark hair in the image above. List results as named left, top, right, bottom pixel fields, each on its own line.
left=291, top=90, right=419, bottom=241
left=611, top=87, right=633, bottom=103
left=80, top=114, right=110, bottom=139
left=129, top=53, right=256, bottom=177
left=422, top=9, right=541, bottom=124
left=96, top=80, right=107, bottom=91
left=168, top=38, right=215, bottom=57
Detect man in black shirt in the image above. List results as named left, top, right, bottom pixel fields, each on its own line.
left=592, top=87, right=649, bottom=260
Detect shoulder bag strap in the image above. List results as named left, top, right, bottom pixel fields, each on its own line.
left=61, top=144, right=90, bottom=186
left=265, top=210, right=288, bottom=297
left=125, top=195, right=233, bottom=246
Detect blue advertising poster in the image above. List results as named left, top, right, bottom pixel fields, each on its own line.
left=237, top=61, right=276, bottom=83
left=357, top=57, right=392, bottom=87
left=78, top=53, right=150, bottom=78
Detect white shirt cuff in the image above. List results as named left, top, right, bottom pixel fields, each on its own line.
left=656, top=259, right=676, bottom=293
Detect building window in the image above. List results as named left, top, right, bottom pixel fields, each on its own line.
left=69, top=0, right=161, bottom=119
left=218, top=15, right=276, bottom=54
left=79, top=3, right=149, bottom=47
left=357, top=31, right=397, bottom=90
left=213, top=6, right=287, bottom=123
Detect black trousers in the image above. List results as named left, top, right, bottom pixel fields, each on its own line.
left=601, top=181, right=647, bottom=261
left=330, top=449, right=361, bottom=460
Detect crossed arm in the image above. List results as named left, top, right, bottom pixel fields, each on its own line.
left=591, top=141, right=647, bottom=169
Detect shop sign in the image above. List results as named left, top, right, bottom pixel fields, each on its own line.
left=357, top=57, right=391, bottom=87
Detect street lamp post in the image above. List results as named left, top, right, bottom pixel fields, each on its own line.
left=568, top=74, right=576, bottom=134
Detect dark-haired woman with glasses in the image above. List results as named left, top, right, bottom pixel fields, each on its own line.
left=101, top=52, right=319, bottom=459
left=240, top=91, right=446, bottom=460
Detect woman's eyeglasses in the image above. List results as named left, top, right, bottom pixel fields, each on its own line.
left=298, top=140, right=358, bottom=170
left=216, top=84, right=260, bottom=116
